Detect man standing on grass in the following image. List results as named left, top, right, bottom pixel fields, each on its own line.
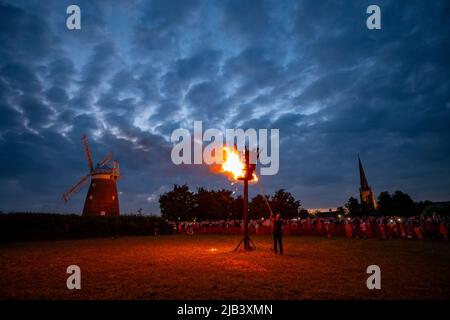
left=271, top=212, right=283, bottom=255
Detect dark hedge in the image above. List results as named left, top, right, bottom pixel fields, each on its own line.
left=0, top=213, right=171, bottom=242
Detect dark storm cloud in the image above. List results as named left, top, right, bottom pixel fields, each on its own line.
left=80, top=41, right=116, bottom=89
left=132, top=0, right=202, bottom=56
left=0, top=3, right=55, bottom=61
left=223, top=47, right=285, bottom=99
left=72, top=41, right=117, bottom=110
left=0, top=0, right=449, bottom=213
left=20, top=96, right=54, bottom=128
left=144, top=0, right=201, bottom=28
left=0, top=102, right=21, bottom=131
left=158, top=49, right=223, bottom=102
left=1, top=63, right=42, bottom=94
left=151, top=100, right=181, bottom=123
left=45, top=86, right=70, bottom=105
left=46, top=58, right=75, bottom=87
left=186, top=81, right=227, bottom=120
left=175, top=49, right=222, bottom=80
left=221, top=0, right=271, bottom=40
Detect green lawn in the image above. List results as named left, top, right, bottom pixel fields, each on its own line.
left=1, top=235, right=449, bottom=299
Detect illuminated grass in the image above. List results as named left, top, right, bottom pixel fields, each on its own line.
left=1, top=235, right=449, bottom=299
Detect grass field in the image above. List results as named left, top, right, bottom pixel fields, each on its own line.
left=1, top=235, right=449, bottom=300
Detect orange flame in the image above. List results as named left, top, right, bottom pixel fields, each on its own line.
left=221, top=147, right=245, bottom=180
left=221, top=147, right=258, bottom=182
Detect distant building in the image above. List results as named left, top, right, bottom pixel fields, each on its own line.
left=307, top=208, right=337, bottom=214
left=358, top=156, right=377, bottom=210
left=307, top=208, right=338, bottom=217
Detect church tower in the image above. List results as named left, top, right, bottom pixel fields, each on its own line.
left=358, top=156, right=377, bottom=210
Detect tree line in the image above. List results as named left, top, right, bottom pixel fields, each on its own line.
left=160, top=185, right=440, bottom=220
left=343, top=191, right=433, bottom=217
left=159, top=184, right=306, bottom=221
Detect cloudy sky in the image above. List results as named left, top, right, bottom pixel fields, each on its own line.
left=0, top=0, right=449, bottom=214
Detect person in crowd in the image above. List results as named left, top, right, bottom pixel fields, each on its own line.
left=316, top=219, right=323, bottom=236
left=379, top=218, right=387, bottom=240
left=366, top=218, right=376, bottom=238
left=439, top=221, right=448, bottom=241
left=353, top=218, right=361, bottom=239
left=170, top=213, right=448, bottom=241
left=413, top=218, right=423, bottom=240
left=327, top=218, right=335, bottom=238
left=400, top=219, right=407, bottom=238
left=388, top=219, right=397, bottom=239
left=345, top=218, right=353, bottom=238
left=406, top=218, right=414, bottom=239
left=360, top=219, right=367, bottom=239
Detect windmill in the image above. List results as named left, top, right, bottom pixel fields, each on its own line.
left=63, top=135, right=121, bottom=216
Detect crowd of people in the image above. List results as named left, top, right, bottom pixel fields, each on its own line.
left=169, top=213, right=449, bottom=241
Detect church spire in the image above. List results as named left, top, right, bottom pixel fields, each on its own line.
left=358, top=155, right=377, bottom=210
left=358, top=155, right=369, bottom=190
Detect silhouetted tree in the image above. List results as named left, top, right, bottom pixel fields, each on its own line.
left=345, top=197, right=361, bottom=216
left=299, top=208, right=309, bottom=218
left=270, top=189, right=301, bottom=219
left=249, top=194, right=270, bottom=219
left=392, top=190, right=415, bottom=216
left=231, top=195, right=243, bottom=219
left=159, top=184, right=196, bottom=221
left=211, top=189, right=234, bottom=220
left=193, top=188, right=211, bottom=220
left=377, top=191, right=395, bottom=215
left=159, top=185, right=304, bottom=221
left=336, top=206, right=346, bottom=216
left=376, top=190, right=416, bottom=216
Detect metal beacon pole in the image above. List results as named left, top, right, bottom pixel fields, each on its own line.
left=234, top=146, right=257, bottom=252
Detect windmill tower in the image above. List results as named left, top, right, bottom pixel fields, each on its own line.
left=63, top=135, right=121, bottom=216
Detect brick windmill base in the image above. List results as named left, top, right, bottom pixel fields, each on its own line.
left=83, top=174, right=120, bottom=216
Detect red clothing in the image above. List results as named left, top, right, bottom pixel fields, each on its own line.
left=440, top=224, right=448, bottom=241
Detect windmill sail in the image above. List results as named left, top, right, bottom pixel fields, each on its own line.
left=63, top=173, right=90, bottom=202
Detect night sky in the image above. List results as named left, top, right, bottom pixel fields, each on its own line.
left=0, top=0, right=449, bottom=214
